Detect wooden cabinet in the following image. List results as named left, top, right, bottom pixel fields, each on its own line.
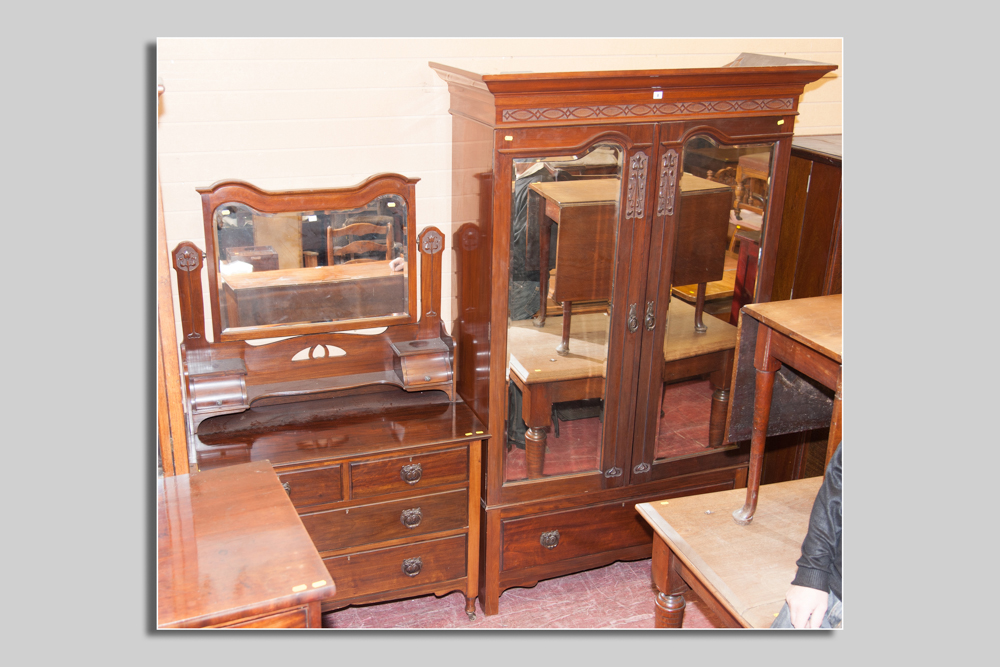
left=432, top=54, right=836, bottom=615
left=772, top=134, right=842, bottom=302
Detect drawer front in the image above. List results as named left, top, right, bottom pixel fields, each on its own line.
left=214, top=606, right=309, bottom=629
left=501, top=500, right=652, bottom=572
left=324, top=535, right=467, bottom=599
left=301, top=489, right=467, bottom=553
left=277, top=464, right=343, bottom=510
left=351, top=447, right=467, bottom=499
left=400, top=354, right=452, bottom=387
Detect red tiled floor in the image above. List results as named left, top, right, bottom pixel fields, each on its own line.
left=321, top=558, right=724, bottom=629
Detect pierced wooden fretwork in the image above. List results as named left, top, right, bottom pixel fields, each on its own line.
left=501, top=98, right=795, bottom=124
left=290, top=345, right=347, bottom=362
left=626, top=151, right=648, bottom=220
left=657, top=149, right=679, bottom=217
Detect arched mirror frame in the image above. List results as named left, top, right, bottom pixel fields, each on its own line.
left=197, top=173, right=420, bottom=342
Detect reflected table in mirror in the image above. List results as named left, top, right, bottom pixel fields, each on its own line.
left=508, top=297, right=737, bottom=479
left=221, top=260, right=407, bottom=329
left=158, top=460, right=336, bottom=628
left=528, top=178, right=619, bottom=355
left=636, top=476, right=822, bottom=628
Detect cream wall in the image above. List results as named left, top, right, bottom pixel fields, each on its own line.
left=157, top=38, right=842, bottom=344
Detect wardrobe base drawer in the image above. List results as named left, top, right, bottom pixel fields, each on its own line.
left=501, top=500, right=652, bottom=572
left=324, top=535, right=467, bottom=599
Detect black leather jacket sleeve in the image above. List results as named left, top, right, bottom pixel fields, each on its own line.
left=791, top=443, right=842, bottom=600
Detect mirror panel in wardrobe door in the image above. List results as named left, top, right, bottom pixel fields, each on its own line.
left=504, top=143, right=624, bottom=482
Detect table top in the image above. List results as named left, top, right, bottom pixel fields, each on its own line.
left=743, top=294, right=842, bottom=363
left=636, top=476, right=822, bottom=628
left=528, top=173, right=726, bottom=208
left=157, top=461, right=336, bottom=628
left=529, top=178, right=620, bottom=207
left=792, top=134, right=842, bottom=161
left=221, top=259, right=404, bottom=291
left=508, top=312, right=610, bottom=384
left=507, top=297, right=736, bottom=384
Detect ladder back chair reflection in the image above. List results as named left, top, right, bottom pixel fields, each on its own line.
left=326, top=212, right=394, bottom=265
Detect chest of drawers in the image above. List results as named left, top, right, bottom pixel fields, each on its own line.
left=196, top=393, right=486, bottom=620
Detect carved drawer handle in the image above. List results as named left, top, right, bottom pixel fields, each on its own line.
left=540, top=530, right=560, bottom=549
left=400, top=463, right=422, bottom=484
left=402, top=556, right=423, bottom=577
left=282, top=481, right=291, bottom=496
left=627, top=304, right=639, bottom=333
left=400, top=507, right=422, bottom=528
left=644, top=301, right=655, bottom=331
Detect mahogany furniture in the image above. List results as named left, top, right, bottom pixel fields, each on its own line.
left=771, top=134, right=842, bottom=302
left=728, top=294, right=842, bottom=524
left=433, top=54, right=836, bottom=616
left=171, top=174, right=485, bottom=620
left=636, top=476, right=822, bottom=628
left=158, top=461, right=337, bottom=628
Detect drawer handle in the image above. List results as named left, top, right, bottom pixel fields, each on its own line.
left=400, top=507, right=422, bottom=528
left=402, top=556, right=422, bottom=577
left=540, top=529, right=560, bottom=550
left=400, top=463, right=423, bottom=484
left=281, top=481, right=291, bottom=496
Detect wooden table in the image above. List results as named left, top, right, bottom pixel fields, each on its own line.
left=221, top=260, right=406, bottom=328
left=636, top=476, right=822, bottom=628
left=158, top=460, right=337, bottom=628
left=733, top=294, right=842, bottom=525
left=529, top=174, right=731, bottom=353
left=529, top=178, right=618, bottom=355
left=508, top=297, right=736, bottom=478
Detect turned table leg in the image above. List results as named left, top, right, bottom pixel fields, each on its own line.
left=733, top=328, right=781, bottom=525
left=519, top=381, right=551, bottom=480
left=651, top=535, right=685, bottom=628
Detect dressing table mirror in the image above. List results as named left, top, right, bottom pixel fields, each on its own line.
left=196, top=173, right=419, bottom=342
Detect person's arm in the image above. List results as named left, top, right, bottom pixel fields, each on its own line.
left=785, top=444, right=842, bottom=628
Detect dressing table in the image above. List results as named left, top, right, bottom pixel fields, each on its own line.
left=171, top=173, right=485, bottom=620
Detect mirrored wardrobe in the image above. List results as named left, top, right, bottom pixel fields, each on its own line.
left=433, top=54, right=837, bottom=615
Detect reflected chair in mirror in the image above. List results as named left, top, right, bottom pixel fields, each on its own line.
left=733, top=152, right=769, bottom=220
left=326, top=212, right=394, bottom=265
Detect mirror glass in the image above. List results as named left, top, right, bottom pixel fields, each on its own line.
left=504, top=142, right=623, bottom=482
left=654, top=134, right=774, bottom=463
left=213, top=194, right=409, bottom=332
